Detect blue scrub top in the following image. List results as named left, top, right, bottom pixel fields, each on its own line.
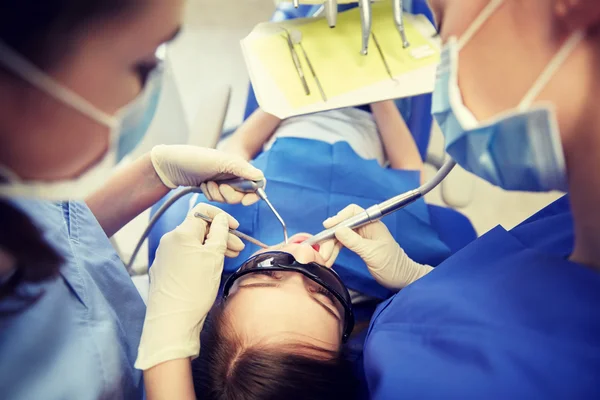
left=363, top=195, right=600, bottom=398
left=0, top=199, right=145, bottom=400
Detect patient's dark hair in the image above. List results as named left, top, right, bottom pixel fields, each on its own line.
left=192, top=302, right=359, bottom=400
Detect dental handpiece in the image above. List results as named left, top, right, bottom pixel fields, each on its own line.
left=324, top=0, right=337, bottom=28
left=303, top=159, right=457, bottom=246
left=393, top=0, right=410, bottom=48
left=359, top=0, right=372, bottom=55
left=194, top=212, right=269, bottom=249
left=303, top=189, right=422, bottom=246
left=219, top=177, right=289, bottom=244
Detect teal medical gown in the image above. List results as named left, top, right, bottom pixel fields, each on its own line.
left=363, top=195, right=600, bottom=398
left=0, top=199, right=145, bottom=399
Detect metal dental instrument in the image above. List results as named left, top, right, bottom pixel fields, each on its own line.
left=359, top=0, right=372, bottom=55
left=303, top=159, right=457, bottom=246
left=125, top=177, right=289, bottom=275
left=371, top=32, right=394, bottom=81
left=358, top=0, right=372, bottom=56
left=324, top=0, right=338, bottom=28
left=220, top=177, right=289, bottom=244
left=194, top=212, right=269, bottom=249
left=393, top=0, right=410, bottom=48
left=290, top=30, right=327, bottom=102
left=282, top=30, right=310, bottom=96
left=293, top=0, right=299, bottom=8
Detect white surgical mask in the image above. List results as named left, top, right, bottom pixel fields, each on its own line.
left=431, top=0, right=584, bottom=192
left=0, top=41, right=164, bottom=200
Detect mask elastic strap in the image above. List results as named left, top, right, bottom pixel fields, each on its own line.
left=518, top=31, right=585, bottom=109
left=0, top=41, right=118, bottom=129
left=457, top=0, right=505, bottom=50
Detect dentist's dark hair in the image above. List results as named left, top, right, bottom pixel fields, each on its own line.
left=192, top=303, right=360, bottom=400
left=0, top=0, right=135, bottom=71
left=0, top=0, right=135, bottom=308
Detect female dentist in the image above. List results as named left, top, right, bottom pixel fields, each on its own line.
left=0, top=1, right=262, bottom=399
left=322, top=0, right=600, bottom=397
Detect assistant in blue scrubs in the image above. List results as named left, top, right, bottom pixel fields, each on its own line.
left=363, top=195, right=600, bottom=398
left=333, top=0, right=600, bottom=397
left=0, top=199, right=146, bottom=399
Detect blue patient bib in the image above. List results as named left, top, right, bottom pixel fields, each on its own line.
left=0, top=199, right=145, bottom=400
left=202, top=138, right=450, bottom=298
left=363, top=196, right=600, bottom=398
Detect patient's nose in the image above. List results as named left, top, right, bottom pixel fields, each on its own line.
left=295, top=245, right=316, bottom=263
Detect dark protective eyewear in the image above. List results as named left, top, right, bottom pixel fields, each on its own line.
left=223, top=251, right=355, bottom=342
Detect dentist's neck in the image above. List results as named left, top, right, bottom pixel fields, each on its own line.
left=566, top=85, right=600, bottom=271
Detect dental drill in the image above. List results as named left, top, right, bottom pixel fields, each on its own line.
left=303, top=159, right=457, bottom=246
left=359, top=0, right=372, bottom=55
left=324, top=0, right=338, bottom=28
left=393, top=0, right=410, bottom=48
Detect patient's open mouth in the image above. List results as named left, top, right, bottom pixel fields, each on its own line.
left=290, top=234, right=320, bottom=251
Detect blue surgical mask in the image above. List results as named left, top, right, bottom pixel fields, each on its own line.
left=0, top=41, right=164, bottom=200
left=431, top=0, right=584, bottom=192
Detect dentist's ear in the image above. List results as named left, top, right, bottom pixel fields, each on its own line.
left=554, top=0, right=600, bottom=32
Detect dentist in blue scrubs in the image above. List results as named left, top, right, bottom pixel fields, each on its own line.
left=0, top=1, right=263, bottom=398
left=323, top=0, right=600, bottom=397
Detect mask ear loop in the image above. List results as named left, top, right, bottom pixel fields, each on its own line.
left=0, top=41, right=118, bottom=129
left=518, top=31, right=585, bottom=110
left=457, top=0, right=505, bottom=51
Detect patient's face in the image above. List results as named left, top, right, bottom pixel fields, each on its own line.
left=224, top=234, right=344, bottom=352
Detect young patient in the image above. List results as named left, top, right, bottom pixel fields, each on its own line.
left=192, top=233, right=359, bottom=400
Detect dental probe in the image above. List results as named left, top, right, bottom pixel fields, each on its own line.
left=194, top=212, right=269, bottom=249
left=220, top=177, right=289, bottom=244
left=393, top=0, right=410, bottom=48
left=359, top=0, right=372, bottom=55
left=371, top=32, right=394, bottom=81
left=282, top=30, right=310, bottom=96
left=125, top=179, right=288, bottom=275
left=303, top=159, right=457, bottom=246
left=290, top=30, right=327, bottom=102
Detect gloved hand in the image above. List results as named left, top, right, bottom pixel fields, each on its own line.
left=151, top=144, right=265, bottom=205
left=135, top=204, right=244, bottom=370
left=318, top=204, right=433, bottom=290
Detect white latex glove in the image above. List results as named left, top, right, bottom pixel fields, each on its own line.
left=318, top=204, right=433, bottom=290
left=150, top=144, right=265, bottom=205
left=135, top=204, right=244, bottom=370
